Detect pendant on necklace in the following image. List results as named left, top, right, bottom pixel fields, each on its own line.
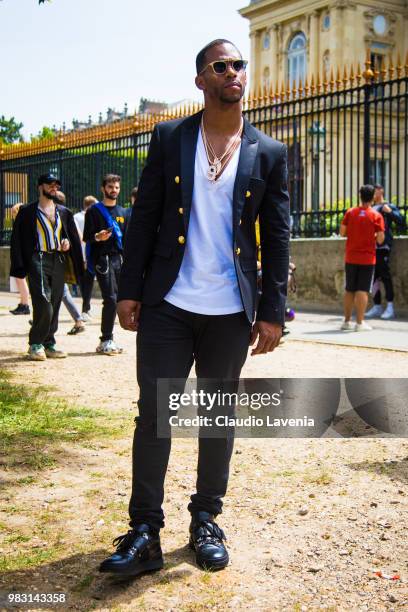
left=207, top=158, right=221, bottom=182
left=207, top=165, right=217, bottom=181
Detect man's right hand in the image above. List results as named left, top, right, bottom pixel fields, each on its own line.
left=117, top=300, right=142, bottom=332
left=95, top=229, right=112, bottom=242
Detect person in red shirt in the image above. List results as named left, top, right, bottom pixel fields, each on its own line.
left=339, top=185, right=385, bottom=331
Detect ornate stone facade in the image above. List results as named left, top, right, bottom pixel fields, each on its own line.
left=239, top=0, right=408, bottom=91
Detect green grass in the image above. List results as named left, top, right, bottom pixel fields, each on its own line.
left=303, top=468, right=333, bottom=485
left=16, top=475, right=37, bottom=485
left=0, top=548, right=57, bottom=572
left=0, top=369, right=126, bottom=470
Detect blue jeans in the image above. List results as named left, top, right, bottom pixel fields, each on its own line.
left=62, top=284, right=82, bottom=322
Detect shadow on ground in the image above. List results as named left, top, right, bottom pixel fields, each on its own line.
left=347, top=456, right=408, bottom=484
left=0, top=546, right=194, bottom=609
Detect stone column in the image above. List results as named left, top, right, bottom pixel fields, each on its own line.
left=269, top=24, right=279, bottom=86
left=330, top=1, right=347, bottom=73
left=249, top=30, right=260, bottom=93
left=309, top=10, right=321, bottom=79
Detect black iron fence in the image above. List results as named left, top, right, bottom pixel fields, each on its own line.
left=1, top=58, right=407, bottom=244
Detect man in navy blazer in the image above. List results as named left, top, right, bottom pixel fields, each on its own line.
left=100, top=39, right=290, bottom=577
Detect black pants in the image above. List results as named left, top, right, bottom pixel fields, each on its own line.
left=373, top=249, right=394, bottom=304
left=95, top=253, right=122, bottom=341
left=129, top=300, right=252, bottom=532
left=80, top=269, right=95, bottom=313
left=27, top=252, right=66, bottom=346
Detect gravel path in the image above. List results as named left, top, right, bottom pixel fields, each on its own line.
left=0, top=294, right=407, bottom=611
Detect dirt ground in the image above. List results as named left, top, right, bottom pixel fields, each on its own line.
left=0, top=296, right=407, bottom=611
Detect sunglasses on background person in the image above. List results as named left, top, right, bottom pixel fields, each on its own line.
left=200, top=58, right=248, bottom=76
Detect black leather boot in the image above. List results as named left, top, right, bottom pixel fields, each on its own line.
left=189, top=511, right=229, bottom=571
left=99, top=523, right=163, bottom=576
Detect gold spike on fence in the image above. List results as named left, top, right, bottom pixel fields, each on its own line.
left=298, top=77, right=304, bottom=98
left=267, top=82, right=274, bottom=104
left=349, top=64, right=355, bottom=87
left=396, top=53, right=403, bottom=79
left=343, top=66, right=349, bottom=88
left=336, top=67, right=342, bottom=89
left=356, top=62, right=362, bottom=85
left=1, top=52, right=406, bottom=160
left=387, top=55, right=395, bottom=80
left=280, top=81, right=286, bottom=102
left=304, top=75, right=310, bottom=97
left=330, top=68, right=336, bottom=92
left=363, top=50, right=374, bottom=82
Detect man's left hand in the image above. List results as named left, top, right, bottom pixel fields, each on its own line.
left=250, top=321, right=282, bottom=355
left=61, top=239, right=70, bottom=252
left=382, top=204, right=391, bottom=213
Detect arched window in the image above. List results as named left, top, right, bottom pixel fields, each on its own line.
left=288, top=32, right=307, bottom=86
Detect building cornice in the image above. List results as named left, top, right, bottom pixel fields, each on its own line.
left=240, top=0, right=408, bottom=20
left=240, top=0, right=329, bottom=19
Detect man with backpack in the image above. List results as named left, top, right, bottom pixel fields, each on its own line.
left=365, top=183, right=405, bottom=320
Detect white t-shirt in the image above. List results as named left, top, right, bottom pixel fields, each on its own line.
left=74, top=210, right=86, bottom=260
left=165, top=130, right=243, bottom=315
left=74, top=210, right=85, bottom=235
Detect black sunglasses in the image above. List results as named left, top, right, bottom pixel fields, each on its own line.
left=200, top=58, right=248, bottom=76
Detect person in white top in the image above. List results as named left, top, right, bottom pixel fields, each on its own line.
left=100, top=39, right=290, bottom=578
left=74, top=195, right=97, bottom=318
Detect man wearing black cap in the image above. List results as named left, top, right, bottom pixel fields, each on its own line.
left=10, top=174, right=83, bottom=360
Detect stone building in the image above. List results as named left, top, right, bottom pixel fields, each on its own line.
left=239, top=0, right=408, bottom=92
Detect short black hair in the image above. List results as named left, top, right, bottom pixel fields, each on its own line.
left=196, top=39, right=241, bottom=75
left=374, top=183, right=384, bottom=191
left=359, top=184, right=375, bottom=204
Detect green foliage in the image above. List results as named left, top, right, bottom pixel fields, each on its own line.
left=0, top=115, right=24, bottom=144
left=298, top=196, right=408, bottom=237
left=30, top=126, right=56, bottom=142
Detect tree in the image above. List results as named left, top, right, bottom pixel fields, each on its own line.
left=30, top=126, right=56, bottom=142
left=0, top=115, right=24, bottom=144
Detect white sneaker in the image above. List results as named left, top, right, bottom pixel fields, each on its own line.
left=27, top=344, right=47, bottom=361
left=81, top=312, right=92, bottom=322
left=380, top=303, right=395, bottom=320
left=355, top=322, right=372, bottom=332
left=96, top=339, right=123, bottom=355
left=340, top=321, right=354, bottom=330
left=365, top=304, right=383, bottom=319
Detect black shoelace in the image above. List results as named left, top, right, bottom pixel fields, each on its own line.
left=194, top=521, right=226, bottom=546
left=112, top=529, right=146, bottom=552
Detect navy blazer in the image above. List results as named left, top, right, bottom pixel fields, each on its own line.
left=118, top=111, right=290, bottom=325
left=10, top=201, right=84, bottom=283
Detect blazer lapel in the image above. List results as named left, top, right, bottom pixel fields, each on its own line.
left=233, top=119, right=259, bottom=233
left=180, top=112, right=202, bottom=233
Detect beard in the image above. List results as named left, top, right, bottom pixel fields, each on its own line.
left=103, top=189, right=118, bottom=201
left=219, top=85, right=245, bottom=105
left=42, top=187, right=57, bottom=201
left=219, top=92, right=243, bottom=104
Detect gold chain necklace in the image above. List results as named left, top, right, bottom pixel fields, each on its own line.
left=201, top=116, right=243, bottom=182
